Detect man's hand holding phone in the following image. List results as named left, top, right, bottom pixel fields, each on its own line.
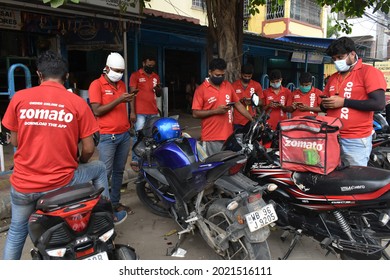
left=227, top=101, right=235, bottom=107
left=270, top=100, right=281, bottom=107
left=131, top=88, right=139, bottom=96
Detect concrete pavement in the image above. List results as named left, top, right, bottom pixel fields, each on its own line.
left=0, top=185, right=340, bottom=260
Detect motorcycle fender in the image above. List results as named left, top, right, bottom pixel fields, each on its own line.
left=214, top=173, right=259, bottom=194
left=143, top=167, right=170, bottom=185
left=244, top=225, right=270, bottom=243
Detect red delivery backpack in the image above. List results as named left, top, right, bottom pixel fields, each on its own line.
left=279, top=115, right=343, bottom=175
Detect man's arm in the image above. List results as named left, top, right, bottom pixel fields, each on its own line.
left=91, top=92, right=134, bottom=117
left=322, top=89, right=385, bottom=111
left=192, top=105, right=230, bottom=119
left=234, top=102, right=253, bottom=121
left=10, top=131, right=17, bottom=147
left=78, top=135, right=95, bottom=163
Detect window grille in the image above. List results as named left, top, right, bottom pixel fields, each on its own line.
left=192, top=0, right=203, bottom=8
left=290, top=0, right=321, bottom=26
left=266, top=0, right=285, bottom=20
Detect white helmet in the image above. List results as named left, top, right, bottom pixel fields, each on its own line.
left=106, top=52, right=125, bottom=69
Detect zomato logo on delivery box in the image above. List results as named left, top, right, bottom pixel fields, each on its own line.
left=284, top=139, right=324, bottom=151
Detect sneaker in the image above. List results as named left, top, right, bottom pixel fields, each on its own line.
left=113, top=210, right=128, bottom=226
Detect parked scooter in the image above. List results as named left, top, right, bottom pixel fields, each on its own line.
left=222, top=112, right=390, bottom=259
left=28, top=183, right=137, bottom=260
left=133, top=116, right=276, bottom=260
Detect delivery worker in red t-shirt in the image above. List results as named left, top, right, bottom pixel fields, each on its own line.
left=262, top=69, right=293, bottom=131
left=192, top=58, right=254, bottom=156
left=232, top=63, right=263, bottom=130
left=321, top=36, right=387, bottom=166
left=291, top=72, right=322, bottom=117
left=129, top=55, right=162, bottom=171
left=2, top=51, right=127, bottom=260
left=89, top=52, right=134, bottom=214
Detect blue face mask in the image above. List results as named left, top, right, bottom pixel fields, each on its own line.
left=299, top=85, right=312, bottom=93
left=270, top=81, right=281, bottom=89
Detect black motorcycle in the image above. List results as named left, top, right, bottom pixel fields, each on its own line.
left=222, top=112, right=390, bottom=260
left=28, top=183, right=137, bottom=260
left=133, top=116, right=276, bottom=260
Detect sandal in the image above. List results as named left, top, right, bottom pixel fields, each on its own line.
left=130, top=161, right=140, bottom=172
left=114, top=203, right=135, bottom=215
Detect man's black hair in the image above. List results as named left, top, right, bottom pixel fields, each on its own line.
left=36, top=50, right=68, bottom=81
left=209, top=58, right=227, bottom=71
left=326, top=37, right=356, bottom=56
left=299, top=72, right=313, bottom=84
left=142, top=54, right=157, bottom=62
left=269, top=69, right=282, bottom=80
left=241, top=63, right=254, bottom=74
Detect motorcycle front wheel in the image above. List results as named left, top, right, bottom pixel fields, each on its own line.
left=136, top=180, right=170, bottom=218
left=206, top=199, right=271, bottom=260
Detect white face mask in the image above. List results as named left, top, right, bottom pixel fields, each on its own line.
left=334, top=53, right=358, bottom=73
left=106, top=68, right=123, bottom=82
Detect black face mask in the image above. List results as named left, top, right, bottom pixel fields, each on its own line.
left=242, top=78, right=251, bottom=83
left=144, top=66, right=154, bottom=74
left=210, top=76, right=224, bottom=86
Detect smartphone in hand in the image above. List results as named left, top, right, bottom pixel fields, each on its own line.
left=227, top=102, right=235, bottom=106
left=295, top=102, right=304, bottom=106
left=131, top=89, right=139, bottom=96
left=319, top=95, right=328, bottom=98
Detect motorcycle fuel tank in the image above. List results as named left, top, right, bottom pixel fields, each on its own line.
left=153, top=137, right=199, bottom=169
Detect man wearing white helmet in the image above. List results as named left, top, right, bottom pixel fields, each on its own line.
left=89, top=52, right=135, bottom=214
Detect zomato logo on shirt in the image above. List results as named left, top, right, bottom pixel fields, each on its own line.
left=20, top=108, right=74, bottom=122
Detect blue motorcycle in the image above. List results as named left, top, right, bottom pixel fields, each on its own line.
left=133, top=117, right=277, bottom=260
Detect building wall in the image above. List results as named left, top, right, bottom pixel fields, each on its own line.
left=331, top=7, right=390, bottom=60
left=247, top=0, right=327, bottom=38
left=147, top=0, right=208, bottom=26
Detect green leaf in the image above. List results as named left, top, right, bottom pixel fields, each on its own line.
left=49, top=0, right=65, bottom=8
left=70, top=0, right=80, bottom=3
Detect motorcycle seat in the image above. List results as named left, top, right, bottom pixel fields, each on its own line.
left=36, top=183, right=103, bottom=212
left=293, top=166, right=390, bottom=195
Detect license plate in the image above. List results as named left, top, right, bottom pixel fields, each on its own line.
left=85, top=251, right=108, bottom=260
left=245, top=204, right=278, bottom=232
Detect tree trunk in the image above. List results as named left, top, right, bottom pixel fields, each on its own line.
left=205, top=0, right=243, bottom=82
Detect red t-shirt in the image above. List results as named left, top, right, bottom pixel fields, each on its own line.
left=262, top=86, right=292, bottom=130
left=2, top=81, right=99, bottom=193
left=323, top=59, right=387, bottom=138
left=231, top=79, right=263, bottom=126
left=89, top=75, right=130, bottom=134
left=291, top=87, right=322, bottom=117
left=129, top=69, right=160, bottom=114
left=192, top=79, right=239, bottom=141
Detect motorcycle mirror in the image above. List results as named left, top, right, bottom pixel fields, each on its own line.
left=251, top=93, right=260, bottom=106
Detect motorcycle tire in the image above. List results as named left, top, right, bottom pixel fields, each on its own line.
left=206, top=199, right=271, bottom=260
left=136, top=180, right=170, bottom=218
left=114, top=244, right=138, bottom=260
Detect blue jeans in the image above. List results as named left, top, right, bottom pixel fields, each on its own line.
left=98, top=131, right=131, bottom=206
left=132, top=114, right=159, bottom=162
left=3, top=160, right=110, bottom=260
left=340, top=135, right=372, bottom=166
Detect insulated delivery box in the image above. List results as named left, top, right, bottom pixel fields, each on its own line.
left=279, top=116, right=343, bottom=175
